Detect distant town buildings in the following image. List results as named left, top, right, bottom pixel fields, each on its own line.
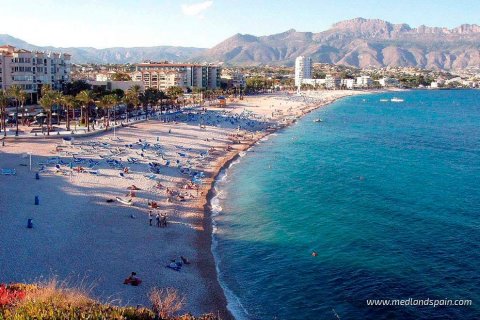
left=0, top=45, right=71, bottom=100
left=378, top=77, right=400, bottom=87
left=295, top=56, right=312, bottom=87
left=95, top=71, right=117, bottom=82
left=356, top=75, right=373, bottom=87
left=341, top=78, right=355, bottom=89
left=325, top=75, right=341, bottom=89
left=221, top=69, right=245, bottom=89
left=132, top=63, right=221, bottom=91
left=87, top=80, right=144, bottom=92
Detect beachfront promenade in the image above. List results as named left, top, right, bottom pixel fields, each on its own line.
left=0, top=109, right=191, bottom=141
left=0, top=91, right=361, bottom=317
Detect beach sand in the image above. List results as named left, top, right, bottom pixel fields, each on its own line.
left=0, top=90, right=363, bottom=318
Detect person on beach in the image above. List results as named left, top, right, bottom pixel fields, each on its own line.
left=124, top=272, right=141, bottom=286
left=161, top=213, right=167, bottom=227
left=149, top=211, right=153, bottom=226
left=156, top=213, right=160, bottom=227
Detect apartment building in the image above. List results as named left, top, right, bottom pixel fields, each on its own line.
left=379, top=77, right=400, bottom=87
left=0, top=45, right=71, bottom=100
left=221, top=69, right=246, bottom=89
left=356, top=75, right=373, bottom=87
left=132, top=63, right=221, bottom=91
left=295, top=56, right=312, bottom=87
left=325, top=74, right=341, bottom=89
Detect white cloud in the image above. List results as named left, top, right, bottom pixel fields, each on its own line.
left=181, top=1, right=213, bottom=17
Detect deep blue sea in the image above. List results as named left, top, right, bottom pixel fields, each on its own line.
left=211, top=90, right=480, bottom=320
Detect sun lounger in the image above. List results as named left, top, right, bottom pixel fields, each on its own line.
left=166, top=265, right=181, bottom=272
left=1, top=168, right=16, bottom=175
left=116, top=197, right=133, bottom=206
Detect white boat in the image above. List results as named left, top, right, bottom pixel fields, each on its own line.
left=380, top=99, right=389, bottom=102
left=313, top=119, right=323, bottom=123
left=390, top=97, right=404, bottom=102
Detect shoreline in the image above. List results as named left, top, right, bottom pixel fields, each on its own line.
left=0, top=90, right=368, bottom=319
left=202, top=91, right=369, bottom=319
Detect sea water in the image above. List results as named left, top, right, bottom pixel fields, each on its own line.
left=212, top=90, right=480, bottom=319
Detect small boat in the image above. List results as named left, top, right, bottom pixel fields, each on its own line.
left=391, top=97, right=404, bottom=102
left=379, top=99, right=389, bottom=102
left=313, top=119, right=323, bottom=123
left=116, top=197, right=133, bottom=206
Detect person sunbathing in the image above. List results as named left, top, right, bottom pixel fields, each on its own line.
left=123, top=272, right=142, bottom=286
left=148, top=200, right=158, bottom=208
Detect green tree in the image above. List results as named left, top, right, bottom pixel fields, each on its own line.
left=76, top=90, right=95, bottom=132
left=63, top=80, right=92, bottom=96
left=62, top=95, right=77, bottom=132
left=166, top=86, right=184, bottom=109
left=53, top=91, right=64, bottom=127
left=99, top=94, right=117, bottom=130
left=0, top=90, right=9, bottom=137
left=126, top=85, right=143, bottom=119
left=19, top=91, right=28, bottom=125
left=6, top=85, right=22, bottom=136
left=39, top=90, right=56, bottom=136
left=111, top=72, right=131, bottom=81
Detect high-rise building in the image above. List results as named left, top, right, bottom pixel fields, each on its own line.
left=0, top=45, right=71, bottom=100
left=132, top=63, right=221, bottom=91
left=295, top=56, right=312, bottom=87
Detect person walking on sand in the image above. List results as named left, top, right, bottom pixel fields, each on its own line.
left=156, top=213, right=160, bottom=227
left=148, top=211, right=153, bottom=226
left=163, top=213, right=168, bottom=227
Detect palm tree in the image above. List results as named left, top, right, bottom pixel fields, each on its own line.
left=38, top=91, right=56, bottom=136
left=76, top=90, right=95, bottom=132
left=158, top=90, right=167, bottom=115
left=99, top=94, right=116, bottom=130
left=112, top=93, right=121, bottom=125
left=53, top=91, right=64, bottom=128
left=19, top=91, right=28, bottom=125
left=7, top=85, right=22, bottom=136
left=0, top=90, right=9, bottom=138
left=125, top=86, right=142, bottom=122
left=166, top=86, right=184, bottom=111
left=63, top=95, right=77, bottom=132
left=126, top=85, right=143, bottom=119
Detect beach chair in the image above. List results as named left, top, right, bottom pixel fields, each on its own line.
left=1, top=168, right=16, bottom=175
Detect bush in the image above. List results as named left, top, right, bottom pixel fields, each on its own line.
left=0, top=284, right=27, bottom=307
left=149, top=287, right=185, bottom=319
left=0, top=281, right=219, bottom=320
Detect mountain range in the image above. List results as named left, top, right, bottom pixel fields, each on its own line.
left=1, top=18, right=479, bottom=70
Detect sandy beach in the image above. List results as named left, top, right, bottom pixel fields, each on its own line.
left=0, top=90, right=364, bottom=318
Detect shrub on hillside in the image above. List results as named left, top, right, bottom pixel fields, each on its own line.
left=0, top=281, right=220, bottom=320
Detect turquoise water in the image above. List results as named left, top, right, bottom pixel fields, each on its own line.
left=212, top=90, right=480, bottom=320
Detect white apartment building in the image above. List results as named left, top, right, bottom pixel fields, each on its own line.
left=379, top=77, right=399, bottom=87
left=295, top=56, right=312, bottom=87
left=87, top=80, right=144, bottom=92
left=341, top=78, right=355, bottom=89
left=302, top=78, right=325, bottom=87
left=0, top=45, right=71, bottom=100
left=356, top=75, right=373, bottom=87
left=325, top=75, right=341, bottom=89
left=132, top=63, right=221, bottom=91
left=96, top=71, right=117, bottom=82
left=222, top=70, right=245, bottom=89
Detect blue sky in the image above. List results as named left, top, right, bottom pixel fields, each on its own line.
left=1, top=0, right=478, bottom=48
